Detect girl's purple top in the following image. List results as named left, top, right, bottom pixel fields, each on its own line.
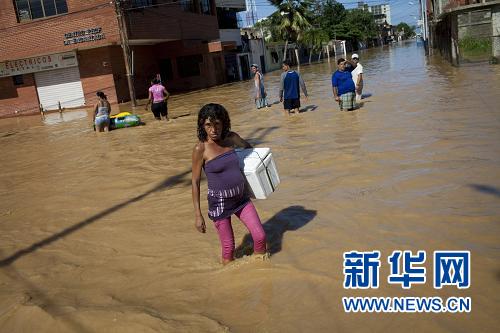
left=204, top=150, right=249, bottom=221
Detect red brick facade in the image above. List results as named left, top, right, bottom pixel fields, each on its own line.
left=0, top=74, right=39, bottom=115
left=0, top=1, right=120, bottom=61
left=0, top=0, right=224, bottom=117
left=78, top=47, right=119, bottom=106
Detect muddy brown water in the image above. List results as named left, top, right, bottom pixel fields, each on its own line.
left=1, top=42, right=499, bottom=332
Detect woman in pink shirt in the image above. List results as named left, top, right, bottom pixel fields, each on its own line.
left=145, top=79, right=170, bottom=121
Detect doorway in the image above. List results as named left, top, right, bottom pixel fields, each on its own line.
left=239, top=54, right=250, bottom=80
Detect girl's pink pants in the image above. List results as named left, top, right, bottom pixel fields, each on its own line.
left=213, top=201, right=266, bottom=260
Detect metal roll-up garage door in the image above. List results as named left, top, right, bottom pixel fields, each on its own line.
left=35, top=66, right=85, bottom=110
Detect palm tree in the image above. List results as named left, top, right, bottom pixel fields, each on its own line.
left=269, top=0, right=313, bottom=64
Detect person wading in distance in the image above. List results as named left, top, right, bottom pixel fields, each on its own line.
left=279, top=60, right=308, bottom=115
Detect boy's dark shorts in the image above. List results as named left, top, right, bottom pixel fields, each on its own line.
left=283, top=98, right=300, bottom=110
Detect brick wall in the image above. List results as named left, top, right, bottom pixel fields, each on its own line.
left=0, top=0, right=120, bottom=61
left=0, top=0, right=227, bottom=114
left=0, top=0, right=19, bottom=29
left=78, top=47, right=118, bottom=106
left=0, top=74, right=39, bottom=117
left=493, top=6, right=500, bottom=57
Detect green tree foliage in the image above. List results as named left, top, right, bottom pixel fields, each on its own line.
left=314, top=1, right=377, bottom=42
left=336, top=9, right=378, bottom=41
left=268, top=0, right=313, bottom=58
left=254, top=18, right=279, bottom=43
left=316, top=0, right=347, bottom=39
left=396, top=22, right=416, bottom=38
left=268, top=0, right=313, bottom=42
left=266, top=0, right=379, bottom=51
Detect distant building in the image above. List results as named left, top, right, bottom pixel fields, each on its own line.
left=216, top=0, right=251, bottom=81
left=358, top=2, right=392, bottom=25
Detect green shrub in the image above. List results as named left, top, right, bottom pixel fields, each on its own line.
left=459, top=36, right=491, bottom=57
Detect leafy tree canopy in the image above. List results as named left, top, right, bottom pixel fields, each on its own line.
left=396, top=22, right=416, bottom=37
left=263, top=0, right=379, bottom=44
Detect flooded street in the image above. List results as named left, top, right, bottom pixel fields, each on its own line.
left=1, top=42, right=499, bottom=332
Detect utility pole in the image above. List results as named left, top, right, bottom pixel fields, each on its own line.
left=419, top=0, right=429, bottom=55
left=114, top=0, right=137, bottom=106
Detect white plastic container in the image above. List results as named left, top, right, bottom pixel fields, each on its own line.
left=235, top=148, right=280, bottom=199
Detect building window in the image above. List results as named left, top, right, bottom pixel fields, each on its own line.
left=200, top=0, right=211, bottom=15
left=177, top=55, right=203, bottom=78
left=12, top=75, right=24, bottom=85
left=14, top=0, right=68, bottom=22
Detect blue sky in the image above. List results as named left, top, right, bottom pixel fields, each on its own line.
left=241, top=0, right=420, bottom=27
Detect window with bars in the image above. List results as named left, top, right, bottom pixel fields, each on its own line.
left=14, top=0, right=68, bottom=22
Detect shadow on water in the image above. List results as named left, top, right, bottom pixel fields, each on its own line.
left=0, top=170, right=192, bottom=267
left=235, top=205, right=317, bottom=258
left=299, top=105, right=318, bottom=113
left=468, top=184, right=500, bottom=198
left=246, top=126, right=280, bottom=145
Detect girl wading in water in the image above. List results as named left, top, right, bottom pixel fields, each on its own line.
left=191, top=103, right=268, bottom=265
left=93, top=91, right=111, bottom=132
left=145, top=78, right=171, bottom=121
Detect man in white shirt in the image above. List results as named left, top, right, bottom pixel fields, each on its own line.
left=350, top=53, right=363, bottom=103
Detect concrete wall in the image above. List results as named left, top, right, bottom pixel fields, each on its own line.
left=220, top=29, right=242, bottom=46
left=457, top=8, right=492, bottom=39
left=264, top=43, right=288, bottom=72
left=493, top=6, right=500, bottom=57
left=432, top=2, right=500, bottom=64
left=249, top=39, right=265, bottom=70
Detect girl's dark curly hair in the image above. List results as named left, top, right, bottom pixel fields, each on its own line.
left=197, top=103, right=231, bottom=141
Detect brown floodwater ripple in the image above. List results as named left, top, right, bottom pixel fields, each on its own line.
left=0, top=42, right=499, bottom=332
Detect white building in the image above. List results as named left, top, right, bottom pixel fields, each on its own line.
left=358, top=2, right=392, bottom=25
